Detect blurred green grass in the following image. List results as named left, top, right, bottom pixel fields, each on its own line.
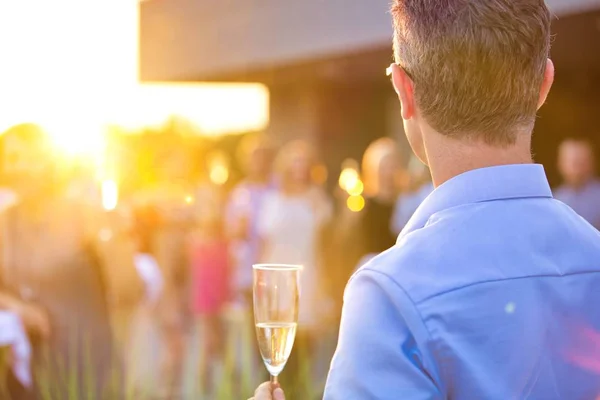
left=1, top=312, right=335, bottom=400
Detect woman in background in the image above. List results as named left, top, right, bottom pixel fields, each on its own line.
left=225, top=134, right=275, bottom=389
left=150, top=146, right=193, bottom=398
left=188, top=182, right=230, bottom=396
left=225, top=134, right=275, bottom=308
left=126, top=204, right=164, bottom=397
left=257, top=140, right=332, bottom=395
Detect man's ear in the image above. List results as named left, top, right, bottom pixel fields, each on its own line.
left=390, top=64, right=416, bottom=120
left=537, top=58, right=554, bottom=110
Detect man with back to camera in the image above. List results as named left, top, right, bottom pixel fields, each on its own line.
left=251, top=0, right=600, bottom=399
left=555, top=138, right=600, bottom=230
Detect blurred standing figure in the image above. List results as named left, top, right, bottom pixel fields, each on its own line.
left=126, top=205, right=164, bottom=396
left=0, top=124, right=119, bottom=398
left=328, top=138, right=405, bottom=321
left=257, top=140, right=332, bottom=389
left=151, top=146, right=193, bottom=397
left=131, top=206, right=164, bottom=308
left=359, top=138, right=404, bottom=263
left=391, top=155, right=434, bottom=235
left=225, top=134, right=275, bottom=305
left=225, top=135, right=274, bottom=389
left=189, top=182, right=230, bottom=396
left=555, top=138, right=600, bottom=229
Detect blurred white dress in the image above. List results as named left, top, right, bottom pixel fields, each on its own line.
left=126, top=253, right=164, bottom=396
left=257, top=189, right=331, bottom=330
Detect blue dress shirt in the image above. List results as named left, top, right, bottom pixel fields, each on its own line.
left=554, top=179, right=600, bottom=230
left=324, top=164, right=600, bottom=399
left=391, top=182, right=434, bottom=235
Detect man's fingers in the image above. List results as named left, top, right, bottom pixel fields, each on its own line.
left=273, top=387, right=286, bottom=400
left=254, top=382, right=273, bottom=399
left=251, top=381, right=285, bottom=400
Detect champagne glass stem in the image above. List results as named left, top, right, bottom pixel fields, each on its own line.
left=270, top=375, right=278, bottom=386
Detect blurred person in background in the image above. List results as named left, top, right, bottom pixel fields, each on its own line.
left=225, top=134, right=275, bottom=386
left=325, top=139, right=406, bottom=329
left=188, top=179, right=230, bottom=396
left=125, top=204, right=164, bottom=396
left=131, top=206, right=164, bottom=310
left=324, top=181, right=360, bottom=320
left=257, top=140, right=332, bottom=394
left=356, top=137, right=405, bottom=266
left=555, top=138, right=600, bottom=229
left=226, top=134, right=275, bottom=307
left=391, top=155, right=434, bottom=235
left=0, top=123, right=121, bottom=398
left=151, top=145, right=193, bottom=397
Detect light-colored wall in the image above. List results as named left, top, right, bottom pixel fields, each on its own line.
left=139, top=0, right=600, bottom=81
left=139, top=0, right=391, bottom=80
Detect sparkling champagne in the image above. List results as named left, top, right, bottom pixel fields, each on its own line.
left=255, top=322, right=298, bottom=377
left=253, top=264, right=301, bottom=383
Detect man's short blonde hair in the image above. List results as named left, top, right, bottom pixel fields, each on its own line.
left=392, top=0, right=551, bottom=146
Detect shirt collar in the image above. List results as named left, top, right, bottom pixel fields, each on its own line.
left=398, top=164, right=553, bottom=240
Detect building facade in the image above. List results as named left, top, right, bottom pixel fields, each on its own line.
left=140, top=0, right=600, bottom=183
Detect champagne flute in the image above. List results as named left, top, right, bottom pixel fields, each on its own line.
left=253, top=263, right=301, bottom=385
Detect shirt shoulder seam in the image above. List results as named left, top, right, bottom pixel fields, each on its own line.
left=357, top=268, right=430, bottom=332
left=353, top=267, right=448, bottom=393
left=416, top=270, right=600, bottom=304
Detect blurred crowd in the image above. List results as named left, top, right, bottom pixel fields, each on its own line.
left=0, top=122, right=598, bottom=399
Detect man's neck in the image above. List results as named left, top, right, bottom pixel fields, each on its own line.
left=425, top=132, right=533, bottom=187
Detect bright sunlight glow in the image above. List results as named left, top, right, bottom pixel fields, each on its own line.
left=0, top=0, right=269, bottom=159
left=101, top=180, right=119, bottom=211
left=0, top=1, right=138, bottom=150
left=112, top=83, right=269, bottom=136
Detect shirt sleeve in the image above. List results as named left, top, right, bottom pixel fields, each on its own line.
left=324, top=268, right=444, bottom=400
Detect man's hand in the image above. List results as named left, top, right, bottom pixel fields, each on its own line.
left=249, top=382, right=285, bottom=400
